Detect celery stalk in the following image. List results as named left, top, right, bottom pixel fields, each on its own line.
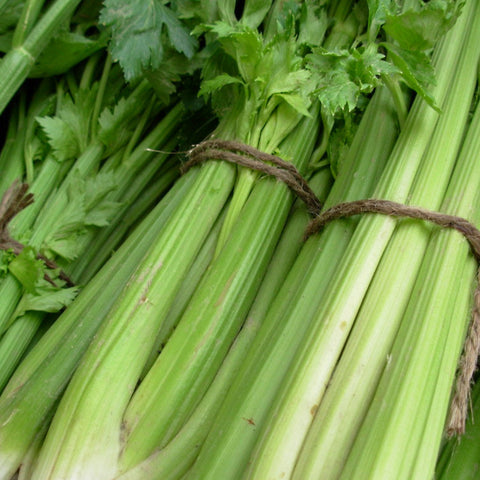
left=0, top=0, right=82, bottom=114
left=435, top=380, right=480, bottom=480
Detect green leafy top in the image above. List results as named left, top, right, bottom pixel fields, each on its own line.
left=99, top=0, right=198, bottom=81
left=367, top=0, right=462, bottom=110
left=197, top=2, right=327, bottom=147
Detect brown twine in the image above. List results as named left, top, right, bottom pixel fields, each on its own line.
left=183, top=140, right=479, bottom=436
left=306, top=198, right=480, bottom=436
left=0, top=181, right=74, bottom=287
left=183, top=139, right=323, bottom=215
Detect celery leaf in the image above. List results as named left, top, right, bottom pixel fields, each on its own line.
left=100, top=0, right=197, bottom=81
left=42, top=171, right=120, bottom=261
left=37, top=87, right=97, bottom=161
left=383, top=1, right=461, bottom=51
left=8, top=246, right=80, bottom=317
left=8, top=247, right=44, bottom=294
left=381, top=42, right=438, bottom=110
left=14, top=284, right=80, bottom=317
left=308, top=45, right=396, bottom=116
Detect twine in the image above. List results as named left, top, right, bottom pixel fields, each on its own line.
left=0, top=181, right=74, bottom=287
left=183, top=139, right=323, bottom=215
left=184, top=141, right=480, bottom=436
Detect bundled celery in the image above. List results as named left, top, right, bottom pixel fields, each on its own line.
left=187, top=2, right=467, bottom=479
left=0, top=168, right=201, bottom=480
left=259, top=4, right=480, bottom=480
left=337, top=30, right=480, bottom=480
left=0, top=1, right=476, bottom=479
left=115, top=167, right=333, bottom=480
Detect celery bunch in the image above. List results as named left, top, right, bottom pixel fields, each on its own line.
left=0, top=1, right=475, bottom=480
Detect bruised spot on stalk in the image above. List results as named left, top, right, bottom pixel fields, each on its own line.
left=310, top=404, right=318, bottom=416
left=340, top=321, right=348, bottom=330
left=242, top=417, right=255, bottom=426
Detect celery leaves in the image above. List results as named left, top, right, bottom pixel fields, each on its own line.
left=37, top=87, right=98, bottom=161
left=100, top=0, right=197, bottom=81
left=308, top=44, right=396, bottom=116
left=42, top=171, right=120, bottom=262
left=8, top=247, right=79, bottom=318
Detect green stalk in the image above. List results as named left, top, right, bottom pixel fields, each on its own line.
left=0, top=94, right=27, bottom=195
left=339, top=53, right=480, bottom=479
left=140, top=204, right=228, bottom=379
left=114, top=168, right=334, bottom=480
left=0, top=311, right=43, bottom=391
left=0, top=0, right=82, bottom=114
left=185, top=82, right=399, bottom=479
left=0, top=169, right=200, bottom=480
left=12, top=0, right=46, bottom=48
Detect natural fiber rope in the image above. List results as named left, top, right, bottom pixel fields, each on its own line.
left=0, top=181, right=74, bottom=287
left=183, top=139, right=323, bottom=215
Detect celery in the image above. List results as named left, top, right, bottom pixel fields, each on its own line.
left=115, top=168, right=334, bottom=480
left=279, top=4, right=480, bottom=478
left=187, top=85, right=400, bottom=479
left=435, top=380, right=480, bottom=480
left=117, top=112, right=320, bottom=473
left=0, top=0, right=82, bottom=114
left=28, top=157, right=236, bottom=479
left=338, top=31, right=480, bottom=478
left=187, top=8, right=465, bottom=476
left=0, top=170, right=200, bottom=479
